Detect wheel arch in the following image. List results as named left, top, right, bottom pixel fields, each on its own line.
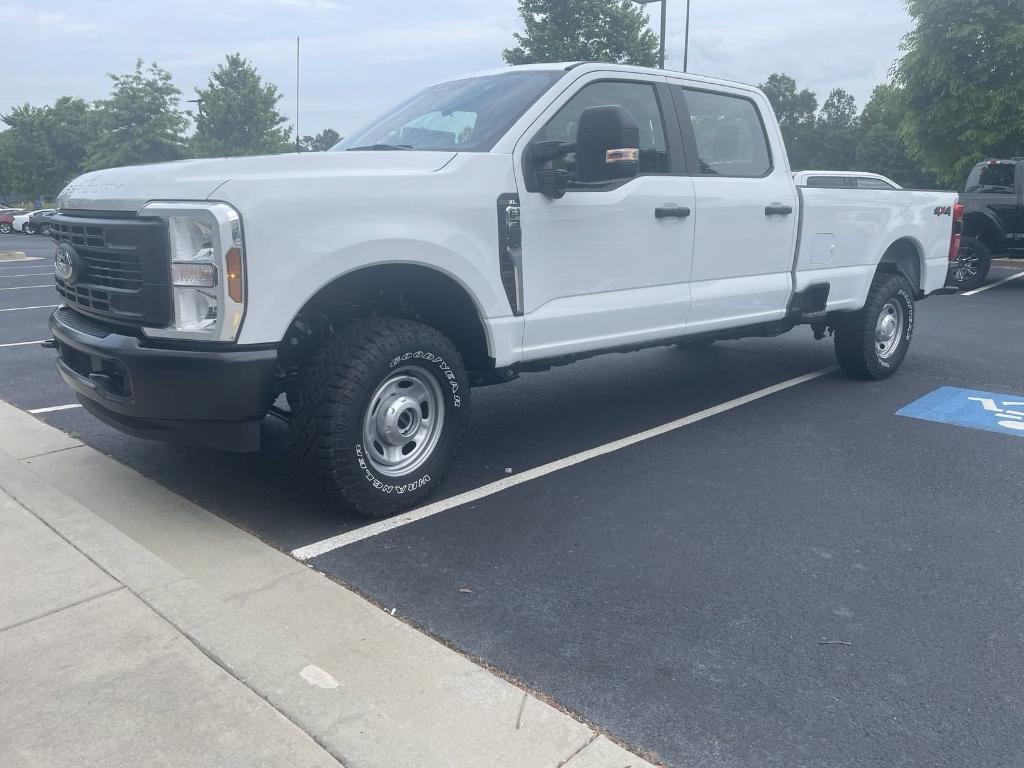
left=876, top=237, right=925, bottom=293
left=286, top=262, right=494, bottom=372
left=962, top=210, right=1003, bottom=251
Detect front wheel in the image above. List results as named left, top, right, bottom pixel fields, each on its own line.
left=833, top=273, right=915, bottom=380
left=39, top=224, right=54, bottom=237
left=289, top=317, right=470, bottom=518
left=947, top=237, right=991, bottom=291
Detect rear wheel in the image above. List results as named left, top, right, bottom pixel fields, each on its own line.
left=834, top=272, right=915, bottom=380
left=0, top=223, right=11, bottom=234
left=22, top=224, right=36, bottom=235
left=947, top=236, right=991, bottom=291
left=289, top=317, right=470, bottom=518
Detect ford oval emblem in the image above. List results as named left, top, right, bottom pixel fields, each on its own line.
left=55, top=243, right=78, bottom=284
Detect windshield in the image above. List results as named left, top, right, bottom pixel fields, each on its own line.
left=965, top=162, right=1017, bottom=193
left=334, top=71, right=563, bottom=153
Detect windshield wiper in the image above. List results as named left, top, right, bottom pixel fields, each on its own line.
left=347, top=144, right=414, bottom=151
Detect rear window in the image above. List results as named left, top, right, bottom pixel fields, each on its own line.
left=681, top=89, right=772, bottom=177
left=965, top=163, right=1016, bottom=194
left=807, top=176, right=850, bottom=188
left=855, top=177, right=896, bottom=190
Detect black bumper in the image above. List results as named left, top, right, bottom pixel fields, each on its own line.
left=49, top=307, right=278, bottom=452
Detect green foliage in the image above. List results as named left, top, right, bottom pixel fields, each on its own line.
left=504, top=0, right=660, bottom=67
left=759, top=73, right=818, bottom=170
left=814, top=88, right=859, bottom=169
left=191, top=54, right=292, bottom=158
left=0, top=98, right=99, bottom=197
left=855, top=85, right=940, bottom=188
left=896, top=0, right=1024, bottom=184
left=86, top=60, right=188, bottom=170
left=300, top=128, right=342, bottom=152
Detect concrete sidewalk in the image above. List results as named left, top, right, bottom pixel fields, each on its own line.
left=0, top=399, right=658, bottom=768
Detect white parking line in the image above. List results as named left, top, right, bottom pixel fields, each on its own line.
left=0, top=285, right=52, bottom=291
left=0, top=258, right=43, bottom=266
left=27, top=404, right=82, bottom=415
left=961, top=271, right=1024, bottom=296
left=0, top=272, right=55, bottom=278
left=292, top=366, right=836, bottom=560
left=0, top=304, right=59, bottom=313
left=0, top=340, right=46, bottom=348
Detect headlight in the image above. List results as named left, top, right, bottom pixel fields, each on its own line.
left=138, top=202, right=246, bottom=342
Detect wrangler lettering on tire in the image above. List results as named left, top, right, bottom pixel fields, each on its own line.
left=289, top=318, right=470, bottom=518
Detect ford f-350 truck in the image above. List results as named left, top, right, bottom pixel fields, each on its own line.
left=47, top=63, right=960, bottom=517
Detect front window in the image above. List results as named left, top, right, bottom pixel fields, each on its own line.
left=335, top=71, right=563, bottom=153
left=533, top=80, right=671, bottom=178
left=965, top=163, right=1016, bottom=194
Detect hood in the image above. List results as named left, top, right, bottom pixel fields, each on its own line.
left=58, top=151, right=458, bottom=212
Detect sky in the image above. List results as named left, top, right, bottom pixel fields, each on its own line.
left=0, top=0, right=913, bottom=138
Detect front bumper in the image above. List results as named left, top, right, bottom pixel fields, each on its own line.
left=49, top=307, right=278, bottom=452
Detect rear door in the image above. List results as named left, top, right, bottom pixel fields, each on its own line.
left=668, top=82, right=799, bottom=333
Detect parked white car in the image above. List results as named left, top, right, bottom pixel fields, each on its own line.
left=49, top=62, right=959, bottom=517
left=13, top=208, right=55, bottom=234
left=793, top=170, right=903, bottom=189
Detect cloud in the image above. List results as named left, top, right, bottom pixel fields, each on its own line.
left=3, top=3, right=103, bottom=37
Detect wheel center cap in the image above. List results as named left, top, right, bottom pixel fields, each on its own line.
left=378, top=395, right=421, bottom=445
left=876, top=314, right=897, bottom=343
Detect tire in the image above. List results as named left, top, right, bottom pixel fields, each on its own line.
left=834, top=272, right=915, bottom=380
left=39, top=224, right=53, bottom=237
left=947, top=237, right=991, bottom=292
left=289, top=317, right=470, bottom=518
left=0, top=223, right=10, bottom=234
left=22, top=224, right=36, bottom=235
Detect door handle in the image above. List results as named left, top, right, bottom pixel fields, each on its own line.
left=765, top=204, right=793, bottom=216
left=655, top=206, right=691, bottom=219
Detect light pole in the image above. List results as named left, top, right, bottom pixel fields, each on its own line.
left=632, top=0, right=667, bottom=69
left=683, top=0, right=691, bottom=72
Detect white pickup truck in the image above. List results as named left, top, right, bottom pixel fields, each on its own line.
left=48, top=62, right=959, bottom=517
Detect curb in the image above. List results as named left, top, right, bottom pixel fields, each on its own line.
left=0, top=399, right=660, bottom=768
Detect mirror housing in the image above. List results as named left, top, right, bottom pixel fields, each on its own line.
left=575, top=105, right=640, bottom=184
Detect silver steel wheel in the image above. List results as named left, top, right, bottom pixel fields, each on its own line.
left=874, top=300, right=904, bottom=360
left=362, top=366, right=445, bottom=477
left=952, top=246, right=979, bottom=283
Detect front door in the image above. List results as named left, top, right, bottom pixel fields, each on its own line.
left=515, top=75, right=696, bottom=360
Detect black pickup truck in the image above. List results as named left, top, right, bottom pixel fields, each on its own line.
left=948, top=158, right=1024, bottom=290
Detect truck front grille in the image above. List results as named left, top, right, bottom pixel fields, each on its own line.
left=51, top=213, right=171, bottom=327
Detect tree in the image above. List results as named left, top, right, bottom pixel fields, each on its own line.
left=0, top=97, right=99, bottom=197
left=759, top=73, right=818, bottom=170
left=812, top=88, right=859, bottom=170
left=855, top=85, right=939, bottom=188
left=504, top=0, right=659, bottom=67
left=87, top=60, right=188, bottom=170
left=300, top=128, right=342, bottom=152
left=191, top=54, right=292, bottom=158
left=896, top=0, right=1024, bottom=184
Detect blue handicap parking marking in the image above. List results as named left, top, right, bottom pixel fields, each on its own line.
left=897, top=386, right=1024, bottom=437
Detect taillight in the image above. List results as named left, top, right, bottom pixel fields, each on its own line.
left=948, top=201, right=964, bottom=262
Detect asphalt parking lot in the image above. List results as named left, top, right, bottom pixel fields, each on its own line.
left=3, top=231, right=1024, bottom=767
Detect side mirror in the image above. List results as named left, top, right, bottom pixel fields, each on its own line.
left=575, top=105, right=640, bottom=185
